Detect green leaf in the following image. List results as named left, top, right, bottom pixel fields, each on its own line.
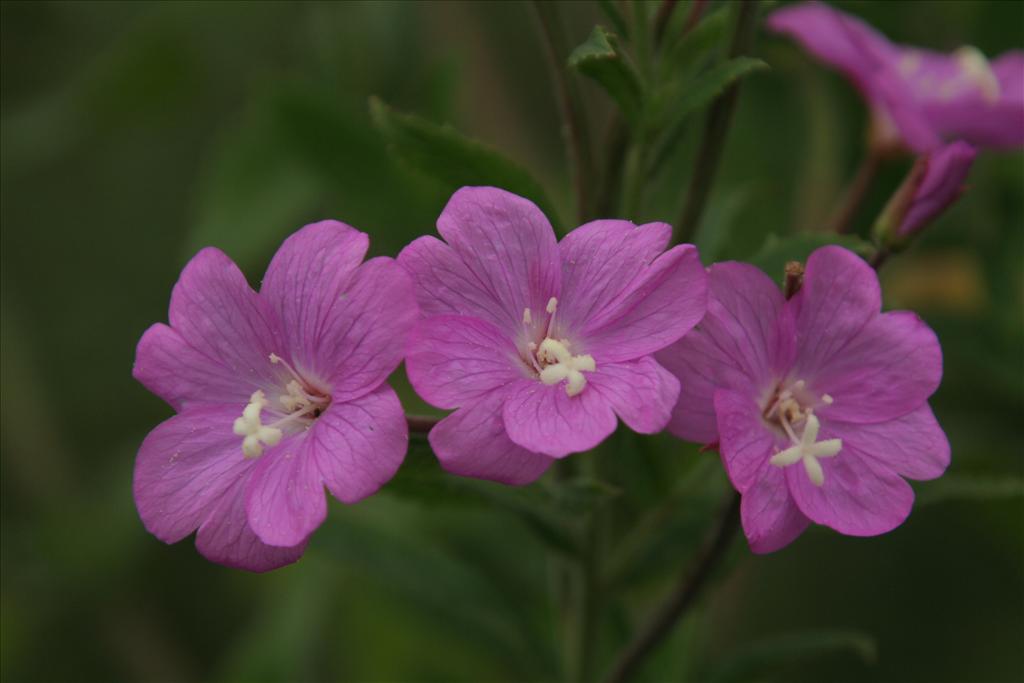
left=916, top=474, right=1024, bottom=506
left=749, top=233, right=874, bottom=286
left=369, top=97, right=562, bottom=230
left=568, top=26, right=644, bottom=129
left=702, top=630, right=878, bottom=683
left=661, top=6, right=732, bottom=79
left=673, top=56, right=768, bottom=120
left=188, top=95, right=323, bottom=271
left=385, top=444, right=580, bottom=556
left=597, top=0, right=630, bottom=39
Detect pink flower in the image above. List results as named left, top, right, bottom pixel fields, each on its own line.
left=768, top=2, right=1024, bottom=152
left=896, top=140, right=977, bottom=237
left=399, top=187, right=707, bottom=484
left=657, top=246, right=949, bottom=552
left=133, top=222, right=417, bottom=571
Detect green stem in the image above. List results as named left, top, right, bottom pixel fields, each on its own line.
left=828, top=150, right=882, bottom=235
left=532, top=1, right=595, bottom=223
left=674, top=0, right=760, bottom=245
left=601, top=490, right=741, bottom=683
left=620, top=136, right=650, bottom=218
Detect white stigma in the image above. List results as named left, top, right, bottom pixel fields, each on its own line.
left=537, top=338, right=595, bottom=397
left=233, top=390, right=283, bottom=458
left=769, top=414, right=842, bottom=487
left=956, top=46, right=1000, bottom=103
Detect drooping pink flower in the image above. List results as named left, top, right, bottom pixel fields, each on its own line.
left=896, top=140, right=978, bottom=237
left=399, top=187, right=707, bottom=484
left=768, top=1, right=1024, bottom=153
left=657, top=246, right=948, bottom=552
left=133, top=222, right=417, bottom=571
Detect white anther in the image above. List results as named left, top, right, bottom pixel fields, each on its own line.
left=233, top=390, right=283, bottom=458
left=956, top=46, right=1000, bottom=102
left=537, top=338, right=595, bottom=397
left=546, top=297, right=558, bottom=314
left=523, top=308, right=532, bottom=325
left=822, top=394, right=834, bottom=405
left=769, top=414, right=842, bottom=487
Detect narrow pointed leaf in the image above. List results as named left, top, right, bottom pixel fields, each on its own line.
left=568, top=26, right=644, bottom=129
left=369, top=97, right=562, bottom=230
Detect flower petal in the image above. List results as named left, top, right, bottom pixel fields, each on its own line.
left=785, top=436, right=914, bottom=537
left=826, top=404, right=949, bottom=481
left=813, top=311, right=942, bottom=423
left=245, top=434, right=327, bottom=548
left=133, top=405, right=256, bottom=545
left=435, top=187, right=561, bottom=337
left=502, top=379, right=617, bottom=458
left=260, top=220, right=369, bottom=372
left=741, top=462, right=811, bottom=554
left=789, top=245, right=881, bottom=380
left=312, top=384, right=409, bottom=503
left=714, top=389, right=780, bottom=493
left=766, top=1, right=897, bottom=98
left=195, top=477, right=307, bottom=573
left=168, top=248, right=284, bottom=390
left=657, top=262, right=789, bottom=443
left=398, top=236, right=519, bottom=333
left=581, top=244, right=707, bottom=363
left=555, top=220, right=671, bottom=334
left=430, top=390, right=553, bottom=485
left=406, top=315, right=524, bottom=410
left=319, top=257, right=419, bottom=403
left=589, top=357, right=680, bottom=434
left=133, top=323, right=252, bottom=411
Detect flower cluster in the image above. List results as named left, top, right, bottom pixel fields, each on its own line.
left=768, top=1, right=1023, bottom=153
left=133, top=2, right=1023, bottom=571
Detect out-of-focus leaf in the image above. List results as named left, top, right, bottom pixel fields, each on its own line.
left=695, top=184, right=755, bottom=261
left=672, top=56, right=768, bottom=120
left=385, top=444, right=580, bottom=556
left=544, top=477, right=622, bottom=515
left=369, top=97, right=562, bottom=230
left=661, top=6, right=732, bottom=79
left=188, top=99, right=322, bottom=270
left=702, top=630, right=878, bottom=683
left=314, top=500, right=553, bottom=680
left=749, top=233, right=874, bottom=284
left=597, top=0, right=630, bottom=40
left=568, top=25, right=644, bottom=128
left=916, top=474, right=1024, bottom=506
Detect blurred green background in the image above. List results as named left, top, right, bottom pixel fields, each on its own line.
left=2, top=1, right=1022, bottom=682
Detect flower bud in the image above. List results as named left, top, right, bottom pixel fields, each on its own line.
left=874, top=140, right=977, bottom=249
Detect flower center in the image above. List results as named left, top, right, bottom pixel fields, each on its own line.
left=520, top=297, right=596, bottom=397
left=762, top=379, right=841, bottom=487
left=954, top=46, right=1000, bottom=103
left=232, top=353, right=331, bottom=458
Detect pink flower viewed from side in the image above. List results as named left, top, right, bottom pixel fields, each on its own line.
left=768, top=1, right=1024, bottom=153
left=399, top=187, right=707, bottom=484
left=656, top=246, right=948, bottom=553
left=896, top=140, right=977, bottom=237
left=133, top=222, right=417, bottom=571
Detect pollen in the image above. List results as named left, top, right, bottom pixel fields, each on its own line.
left=956, top=46, right=1000, bottom=103
left=233, top=390, right=283, bottom=458
left=537, top=338, right=595, bottom=397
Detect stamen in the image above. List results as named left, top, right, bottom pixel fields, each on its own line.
left=769, top=414, right=842, bottom=486
left=956, top=46, right=1000, bottom=102
left=269, top=353, right=305, bottom=386
left=546, top=297, right=558, bottom=314
left=523, top=308, right=532, bottom=325
left=536, top=338, right=595, bottom=397
left=233, top=390, right=283, bottom=458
